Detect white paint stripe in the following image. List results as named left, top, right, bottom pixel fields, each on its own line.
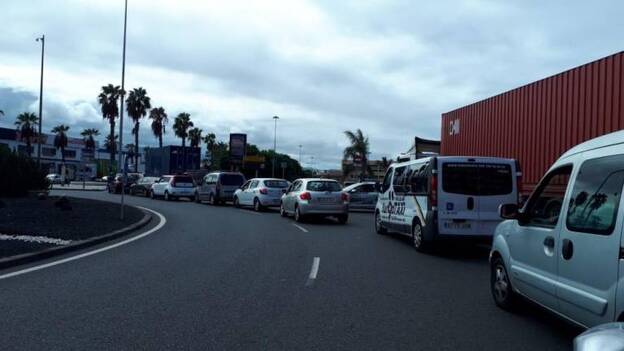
left=0, top=234, right=72, bottom=246
left=309, top=257, right=320, bottom=280
left=293, top=224, right=309, bottom=233
left=242, top=210, right=262, bottom=216
left=0, top=206, right=166, bottom=281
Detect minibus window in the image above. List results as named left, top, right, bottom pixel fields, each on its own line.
left=442, top=163, right=512, bottom=196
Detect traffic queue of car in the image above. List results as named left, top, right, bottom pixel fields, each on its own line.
left=106, top=130, right=624, bottom=331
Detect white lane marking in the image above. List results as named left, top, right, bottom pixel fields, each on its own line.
left=0, top=234, right=71, bottom=246
left=292, top=223, right=309, bottom=233
left=309, top=257, right=320, bottom=280
left=241, top=210, right=262, bottom=216
left=0, top=206, right=166, bottom=281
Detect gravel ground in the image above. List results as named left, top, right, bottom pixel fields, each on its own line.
left=0, top=196, right=143, bottom=241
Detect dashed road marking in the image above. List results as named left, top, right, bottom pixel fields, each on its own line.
left=293, top=223, right=309, bottom=233
left=306, top=257, right=320, bottom=286
left=0, top=206, right=166, bottom=281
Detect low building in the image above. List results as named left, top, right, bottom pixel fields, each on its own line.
left=144, top=145, right=201, bottom=176
left=341, top=159, right=390, bottom=184
left=0, top=127, right=97, bottom=180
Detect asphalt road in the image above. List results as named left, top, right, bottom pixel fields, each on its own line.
left=0, top=191, right=580, bottom=350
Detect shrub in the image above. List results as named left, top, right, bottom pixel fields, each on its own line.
left=0, top=147, right=48, bottom=197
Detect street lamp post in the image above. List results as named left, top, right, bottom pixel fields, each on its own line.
left=272, top=115, right=279, bottom=177
left=36, top=35, right=45, bottom=169
left=298, top=144, right=302, bottom=164
left=118, top=0, right=128, bottom=220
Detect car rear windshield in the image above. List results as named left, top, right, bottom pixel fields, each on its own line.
left=306, top=181, right=342, bottom=192
left=220, top=174, right=245, bottom=186
left=264, top=180, right=289, bottom=188
left=173, top=176, right=194, bottom=187
left=442, top=163, right=513, bottom=196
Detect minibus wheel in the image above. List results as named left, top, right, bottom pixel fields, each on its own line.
left=412, top=222, right=426, bottom=252
left=375, top=211, right=387, bottom=234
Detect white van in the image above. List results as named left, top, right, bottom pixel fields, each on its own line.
left=375, top=156, right=520, bottom=251
left=491, top=130, right=624, bottom=328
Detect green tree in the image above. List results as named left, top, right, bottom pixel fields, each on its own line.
left=51, top=124, right=70, bottom=164
left=126, top=87, right=151, bottom=171
left=80, top=128, right=99, bottom=152
left=173, top=112, right=193, bottom=170
left=343, top=129, right=371, bottom=181
left=105, top=134, right=118, bottom=155
left=98, top=84, right=122, bottom=168
left=125, top=143, right=136, bottom=168
left=14, top=112, right=39, bottom=158
left=188, top=127, right=202, bottom=148
left=149, top=106, right=168, bottom=148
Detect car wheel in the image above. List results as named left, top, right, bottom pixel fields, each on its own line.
left=164, top=191, right=170, bottom=201
left=234, top=196, right=240, bottom=208
left=375, top=211, right=387, bottom=234
left=253, top=198, right=262, bottom=212
left=208, top=193, right=215, bottom=205
left=280, top=203, right=287, bottom=217
left=195, top=193, right=201, bottom=203
left=412, top=222, right=427, bottom=252
left=295, top=206, right=304, bottom=222
left=150, top=190, right=155, bottom=199
left=491, top=257, right=517, bottom=310
left=337, top=214, right=348, bottom=224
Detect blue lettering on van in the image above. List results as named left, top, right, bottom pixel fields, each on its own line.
left=382, top=201, right=405, bottom=216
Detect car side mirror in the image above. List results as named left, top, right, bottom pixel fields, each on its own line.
left=499, top=203, right=519, bottom=220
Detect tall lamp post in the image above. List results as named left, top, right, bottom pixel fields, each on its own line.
left=118, top=0, right=128, bottom=220
left=36, top=35, right=45, bottom=169
left=298, top=144, right=302, bottom=163
left=272, top=115, right=279, bottom=177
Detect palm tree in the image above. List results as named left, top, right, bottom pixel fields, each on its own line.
left=173, top=112, right=193, bottom=170
left=52, top=124, right=70, bottom=164
left=202, top=132, right=216, bottom=154
left=0, top=110, right=4, bottom=117
left=125, top=143, right=136, bottom=169
left=14, top=112, right=39, bottom=158
left=98, top=84, right=122, bottom=168
left=126, top=87, right=151, bottom=171
left=188, top=127, right=202, bottom=148
left=80, top=128, right=99, bottom=151
left=149, top=106, right=168, bottom=148
left=105, top=134, right=118, bottom=156
left=343, top=129, right=370, bottom=180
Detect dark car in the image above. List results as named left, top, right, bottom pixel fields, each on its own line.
left=129, top=176, right=159, bottom=197
left=108, top=173, right=142, bottom=194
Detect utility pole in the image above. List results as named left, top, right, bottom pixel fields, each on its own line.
left=118, top=0, right=128, bottom=220
left=298, top=144, right=302, bottom=164
left=36, top=35, right=45, bottom=168
left=272, top=115, right=279, bottom=177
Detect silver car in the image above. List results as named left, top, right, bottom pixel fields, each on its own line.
left=233, top=178, right=289, bottom=211
left=343, top=182, right=378, bottom=210
left=194, top=171, right=246, bottom=205
left=280, top=178, right=349, bottom=224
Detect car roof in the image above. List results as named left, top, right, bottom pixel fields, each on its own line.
left=250, top=178, right=287, bottom=181
left=559, top=130, right=624, bottom=160
left=296, top=178, right=339, bottom=182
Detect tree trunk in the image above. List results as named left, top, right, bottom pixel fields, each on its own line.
left=182, top=137, right=186, bottom=171
left=109, top=120, right=115, bottom=172
left=134, top=122, right=139, bottom=172
left=159, top=133, right=163, bottom=149
left=27, top=139, right=32, bottom=158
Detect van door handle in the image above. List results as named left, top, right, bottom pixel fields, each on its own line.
left=543, top=236, right=555, bottom=248
left=467, top=197, right=474, bottom=210
left=562, top=239, right=574, bottom=260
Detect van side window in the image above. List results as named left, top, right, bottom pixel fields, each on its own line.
left=566, top=155, right=624, bottom=235
left=523, top=165, right=572, bottom=228
left=381, top=168, right=392, bottom=193
left=409, top=163, right=429, bottom=195
left=392, top=166, right=408, bottom=194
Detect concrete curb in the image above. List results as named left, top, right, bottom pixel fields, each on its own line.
left=0, top=208, right=152, bottom=270
left=50, top=188, right=106, bottom=192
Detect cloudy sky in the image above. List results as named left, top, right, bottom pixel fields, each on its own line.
left=0, top=0, right=622, bottom=169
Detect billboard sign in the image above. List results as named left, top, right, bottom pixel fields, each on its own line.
left=229, top=133, right=247, bottom=164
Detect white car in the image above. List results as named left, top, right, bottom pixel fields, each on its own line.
left=491, top=130, right=624, bottom=328
left=233, top=178, right=289, bottom=211
left=150, top=174, right=196, bottom=201
left=375, top=156, right=520, bottom=251
left=46, top=173, right=63, bottom=185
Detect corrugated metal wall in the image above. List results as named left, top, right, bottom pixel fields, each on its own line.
left=441, top=51, right=624, bottom=193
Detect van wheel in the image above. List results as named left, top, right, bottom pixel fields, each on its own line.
left=412, top=222, right=427, bottom=252
left=491, top=257, right=517, bottom=310
left=375, top=211, right=387, bottom=234
left=164, top=191, right=170, bottom=201
left=234, top=197, right=240, bottom=208
left=280, top=203, right=287, bottom=217
left=337, top=214, right=348, bottom=224
left=253, top=198, right=262, bottom=212
left=208, top=194, right=215, bottom=205
left=150, top=190, right=155, bottom=199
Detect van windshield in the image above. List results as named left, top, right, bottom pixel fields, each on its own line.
left=442, top=163, right=512, bottom=196
left=221, top=174, right=245, bottom=186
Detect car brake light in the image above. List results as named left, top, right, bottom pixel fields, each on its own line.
left=341, top=192, right=349, bottom=202
left=259, top=188, right=268, bottom=195
left=430, top=174, right=438, bottom=208
left=300, top=192, right=311, bottom=201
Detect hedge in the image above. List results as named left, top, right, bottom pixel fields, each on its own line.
left=0, top=146, right=48, bottom=197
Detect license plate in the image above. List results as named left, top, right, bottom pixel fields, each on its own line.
left=318, top=197, right=335, bottom=204
left=444, top=222, right=471, bottom=230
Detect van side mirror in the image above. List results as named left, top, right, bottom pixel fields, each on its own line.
left=499, top=203, right=519, bottom=220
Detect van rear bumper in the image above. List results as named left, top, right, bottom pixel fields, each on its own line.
left=423, top=211, right=492, bottom=244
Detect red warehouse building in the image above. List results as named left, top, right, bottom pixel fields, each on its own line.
left=441, top=51, right=624, bottom=194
